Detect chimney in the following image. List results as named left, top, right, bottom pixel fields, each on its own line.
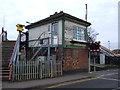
left=54, top=12, right=58, bottom=15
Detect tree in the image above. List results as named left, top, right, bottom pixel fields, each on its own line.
left=87, top=27, right=99, bottom=41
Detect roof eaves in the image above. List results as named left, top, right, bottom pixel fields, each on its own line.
left=25, top=11, right=91, bottom=29
left=25, top=12, right=65, bottom=29
left=64, top=13, right=91, bottom=26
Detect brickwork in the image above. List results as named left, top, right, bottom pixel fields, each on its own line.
left=63, top=48, right=88, bottom=71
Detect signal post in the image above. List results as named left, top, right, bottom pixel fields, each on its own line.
left=89, top=41, right=100, bottom=72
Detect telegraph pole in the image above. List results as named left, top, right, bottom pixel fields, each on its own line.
left=85, top=4, right=88, bottom=21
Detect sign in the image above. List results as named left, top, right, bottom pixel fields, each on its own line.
left=16, top=24, right=24, bottom=32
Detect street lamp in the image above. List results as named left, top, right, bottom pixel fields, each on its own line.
left=108, top=41, right=110, bottom=50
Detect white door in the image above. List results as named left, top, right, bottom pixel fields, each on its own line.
left=100, top=54, right=105, bottom=64
left=52, top=22, right=58, bottom=45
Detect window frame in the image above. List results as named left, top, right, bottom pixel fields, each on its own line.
left=73, top=26, right=86, bottom=42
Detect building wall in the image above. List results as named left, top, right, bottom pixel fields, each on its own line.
left=64, top=20, right=87, bottom=47
left=28, top=20, right=62, bottom=47
left=65, top=20, right=86, bottom=42
left=63, top=48, right=88, bottom=72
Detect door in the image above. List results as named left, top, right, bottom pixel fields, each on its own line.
left=52, top=22, right=58, bottom=45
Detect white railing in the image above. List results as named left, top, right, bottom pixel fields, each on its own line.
left=12, top=60, right=62, bottom=81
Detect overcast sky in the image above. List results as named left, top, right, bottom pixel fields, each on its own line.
left=0, top=0, right=119, bottom=50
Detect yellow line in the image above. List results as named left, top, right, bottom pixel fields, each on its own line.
left=47, top=78, right=96, bottom=88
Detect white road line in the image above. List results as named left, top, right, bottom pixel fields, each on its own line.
left=96, top=73, right=119, bottom=81
left=97, top=73, right=118, bottom=78
left=100, top=78, right=120, bottom=81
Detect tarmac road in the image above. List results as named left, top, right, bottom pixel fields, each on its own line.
left=46, top=70, right=120, bottom=89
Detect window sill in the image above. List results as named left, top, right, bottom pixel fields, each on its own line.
left=70, top=40, right=88, bottom=44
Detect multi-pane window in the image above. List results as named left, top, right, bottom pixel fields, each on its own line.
left=73, top=26, right=85, bottom=41
left=48, top=24, right=51, bottom=32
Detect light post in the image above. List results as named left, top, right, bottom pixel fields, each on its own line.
left=108, top=41, right=110, bottom=50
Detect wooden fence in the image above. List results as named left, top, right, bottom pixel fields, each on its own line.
left=12, top=60, right=62, bottom=81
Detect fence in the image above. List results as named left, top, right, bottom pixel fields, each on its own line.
left=12, top=60, right=62, bottom=81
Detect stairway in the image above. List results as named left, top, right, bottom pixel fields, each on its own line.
left=30, top=37, right=50, bottom=61
left=0, top=60, right=10, bottom=81
left=0, top=41, right=16, bottom=81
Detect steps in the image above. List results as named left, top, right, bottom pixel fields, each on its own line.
left=0, top=41, right=16, bottom=81
left=0, top=60, right=10, bottom=81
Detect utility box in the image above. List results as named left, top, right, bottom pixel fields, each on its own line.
left=100, top=54, right=105, bottom=64
left=35, top=56, right=46, bottom=65
left=36, top=56, right=46, bottom=62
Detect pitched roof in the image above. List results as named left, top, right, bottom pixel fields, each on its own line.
left=26, top=11, right=91, bottom=29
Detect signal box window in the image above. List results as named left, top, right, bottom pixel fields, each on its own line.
left=73, top=26, right=85, bottom=42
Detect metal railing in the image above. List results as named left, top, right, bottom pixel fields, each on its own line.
left=100, top=45, right=119, bottom=57
left=12, top=60, right=62, bottom=81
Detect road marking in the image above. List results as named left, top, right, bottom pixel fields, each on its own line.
left=100, top=78, right=120, bottom=81
left=97, top=73, right=118, bottom=78
left=47, top=78, right=97, bottom=88
left=96, top=73, right=119, bottom=82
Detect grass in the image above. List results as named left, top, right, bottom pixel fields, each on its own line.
left=105, top=64, right=120, bottom=69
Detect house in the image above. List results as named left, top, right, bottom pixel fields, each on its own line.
left=25, top=11, right=91, bottom=74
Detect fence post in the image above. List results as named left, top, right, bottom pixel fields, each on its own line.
left=40, top=61, right=42, bottom=79
left=17, top=63, right=19, bottom=80
left=12, top=63, right=14, bottom=81
left=35, top=61, right=36, bottom=79
left=38, top=61, right=40, bottom=79
left=60, top=61, right=62, bottom=76
left=50, top=60, right=53, bottom=77
left=26, top=61, right=28, bottom=79
left=28, top=61, right=30, bottom=79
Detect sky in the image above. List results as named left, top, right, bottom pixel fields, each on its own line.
left=0, top=0, right=119, bottom=50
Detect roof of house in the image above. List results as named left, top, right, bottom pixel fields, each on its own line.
left=26, top=11, right=91, bottom=29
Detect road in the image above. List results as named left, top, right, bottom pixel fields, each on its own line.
left=46, top=69, right=120, bottom=89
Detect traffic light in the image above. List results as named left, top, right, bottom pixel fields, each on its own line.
left=89, top=41, right=100, bottom=52
left=16, top=24, right=24, bottom=32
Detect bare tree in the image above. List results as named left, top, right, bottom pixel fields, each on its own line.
left=87, top=27, right=99, bottom=41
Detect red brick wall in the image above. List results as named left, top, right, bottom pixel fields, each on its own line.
left=63, top=48, right=88, bottom=71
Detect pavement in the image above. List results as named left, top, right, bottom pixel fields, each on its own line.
left=2, top=69, right=119, bottom=89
